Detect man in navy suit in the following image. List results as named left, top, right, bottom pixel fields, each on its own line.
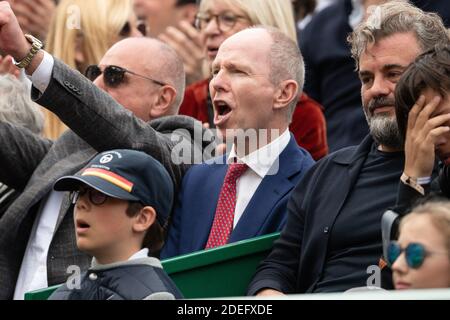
left=161, top=26, right=315, bottom=258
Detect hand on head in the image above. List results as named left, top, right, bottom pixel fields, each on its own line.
left=404, top=94, right=450, bottom=178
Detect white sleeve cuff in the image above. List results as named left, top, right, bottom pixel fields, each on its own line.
left=27, top=51, right=54, bottom=94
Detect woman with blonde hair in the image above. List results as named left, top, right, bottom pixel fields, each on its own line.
left=389, top=200, right=450, bottom=289
left=178, top=0, right=328, bottom=160
left=43, top=0, right=143, bottom=139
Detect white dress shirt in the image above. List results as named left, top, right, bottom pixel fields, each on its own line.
left=27, top=50, right=54, bottom=94
left=227, top=129, right=290, bottom=227
left=13, top=52, right=60, bottom=300
left=13, top=192, right=64, bottom=300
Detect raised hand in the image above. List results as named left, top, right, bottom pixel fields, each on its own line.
left=404, top=94, right=450, bottom=178
left=159, top=20, right=206, bottom=85
left=0, top=1, right=30, bottom=61
left=9, top=0, right=56, bottom=41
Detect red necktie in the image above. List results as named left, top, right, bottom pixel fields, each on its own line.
left=205, top=163, right=248, bottom=249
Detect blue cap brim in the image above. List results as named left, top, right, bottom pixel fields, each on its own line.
left=54, top=175, right=141, bottom=203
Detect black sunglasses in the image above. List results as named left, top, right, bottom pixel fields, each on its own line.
left=85, top=65, right=167, bottom=88
left=387, top=241, right=447, bottom=269
left=70, top=187, right=109, bottom=206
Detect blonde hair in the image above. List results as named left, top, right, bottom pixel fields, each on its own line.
left=44, top=0, right=134, bottom=139
left=401, top=201, right=450, bottom=259
left=200, top=0, right=297, bottom=44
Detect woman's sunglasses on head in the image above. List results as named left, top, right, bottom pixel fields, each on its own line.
left=85, top=65, right=167, bottom=88
left=387, top=241, right=447, bottom=269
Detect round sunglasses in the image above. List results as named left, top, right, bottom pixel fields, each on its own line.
left=70, top=188, right=109, bottom=206
left=85, top=65, right=167, bottom=88
left=387, top=241, right=447, bottom=269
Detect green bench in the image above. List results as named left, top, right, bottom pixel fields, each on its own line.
left=24, top=232, right=280, bottom=300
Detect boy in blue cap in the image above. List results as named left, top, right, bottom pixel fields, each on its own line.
left=48, top=149, right=183, bottom=300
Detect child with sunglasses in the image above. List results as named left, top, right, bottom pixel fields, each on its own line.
left=48, top=149, right=183, bottom=300
left=388, top=200, right=450, bottom=290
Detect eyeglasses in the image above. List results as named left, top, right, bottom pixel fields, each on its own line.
left=194, top=11, right=248, bottom=32
left=119, top=21, right=147, bottom=38
left=70, top=187, right=109, bottom=206
left=387, top=241, right=447, bottom=269
left=85, top=65, right=167, bottom=88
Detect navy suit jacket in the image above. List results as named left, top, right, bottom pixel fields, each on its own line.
left=161, top=136, right=315, bottom=259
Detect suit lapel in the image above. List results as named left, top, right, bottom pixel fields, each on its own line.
left=230, top=172, right=293, bottom=242
left=229, top=137, right=304, bottom=242
left=326, top=137, right=374, bottom=234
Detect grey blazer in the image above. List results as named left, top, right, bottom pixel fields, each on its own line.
left=0, top=58, right=214, bottom=299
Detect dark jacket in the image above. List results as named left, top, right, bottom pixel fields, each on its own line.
left=161, top=136, right=315, bottom=259
left=49, top=257, right=183, bottom=300
left=0, top=184, right=19, bottom=220
left=299, top=0, right=368, bottom=152
left=247, top=135, right=397, bottom=294
left=0, top=58, right=214, bottom=299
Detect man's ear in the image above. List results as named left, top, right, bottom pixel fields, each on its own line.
left=177, top=3, right=198, bottom=24
left=273, top=80, right=298, bottom=111
left=133, top=206, right=156, bottom=234
left=149, top=86, right=177, bottom=118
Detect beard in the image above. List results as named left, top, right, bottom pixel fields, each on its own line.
left=367, top=115, right=403, bottom=150
left=364, top=96, right=403, bottom=150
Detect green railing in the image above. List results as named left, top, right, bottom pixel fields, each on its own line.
left=24, top=232, right=280, bottom=300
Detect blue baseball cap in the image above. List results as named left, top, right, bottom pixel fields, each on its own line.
left=54, top=149, right=174, bottom=226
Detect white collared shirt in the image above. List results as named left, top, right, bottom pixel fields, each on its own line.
left=12, top=53, right=59, bottom=300
left=25, top=50, right=54, bottom=94
left=13, top=191, right=64, bottom=300
left=227, top=129, right=290, bottom=227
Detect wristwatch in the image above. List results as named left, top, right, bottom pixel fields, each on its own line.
left=14, top=34, right=43, bottom=69
left=400, top=173, right=426, bottom=195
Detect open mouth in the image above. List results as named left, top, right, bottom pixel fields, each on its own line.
left=216, top=101, right=232, bottom=116
left=206, top=46, right=219, bottom=59
left=76, top=219, right=90, bottom=232
left=213, top=100, right=233, bottom=126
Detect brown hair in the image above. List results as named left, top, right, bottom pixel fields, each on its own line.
left=394, top=45, right=450, bottom=142
left=348, top=0, right=449, bottom=70
left=126, top=202, right=166, bottom=257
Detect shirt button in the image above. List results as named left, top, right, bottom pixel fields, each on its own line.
left=89, top=273, right=98, bottom=281
left=323, top=227, right=329, bottom=234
